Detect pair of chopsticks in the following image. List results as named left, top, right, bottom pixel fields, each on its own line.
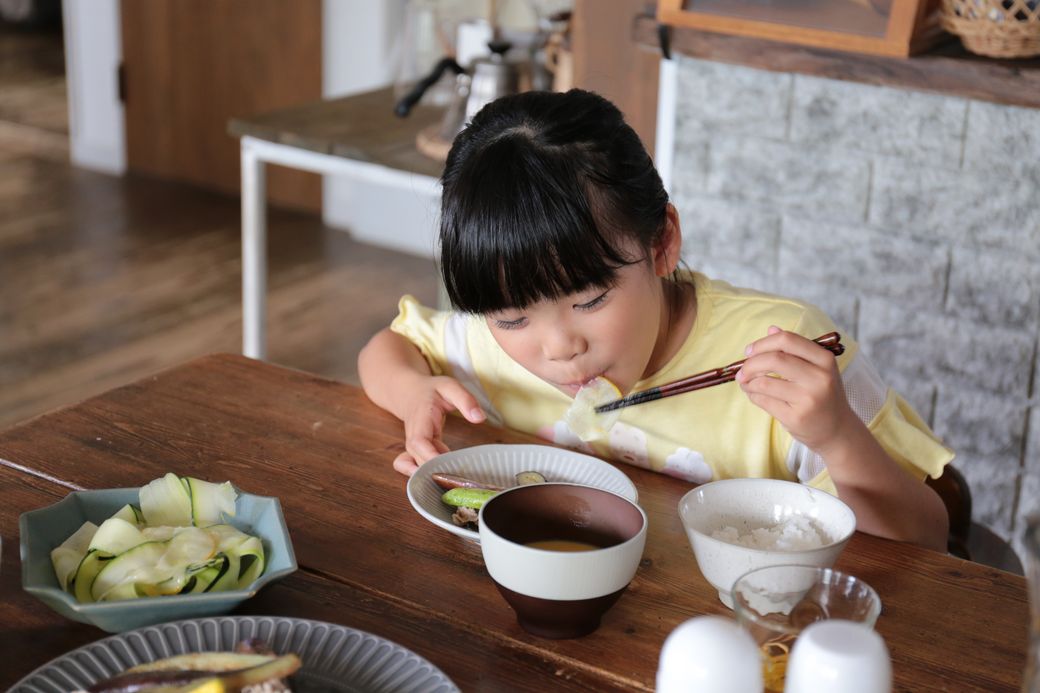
left=594, top=332, right=845, bottom=413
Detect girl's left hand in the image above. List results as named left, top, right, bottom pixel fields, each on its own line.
left=735, top=326, right=856, bottom=455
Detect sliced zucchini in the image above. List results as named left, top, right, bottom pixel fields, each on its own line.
left=50, top=520, right=97, bottom=591
left=140, top=473, right=193, bottom=527
left=89, top=517, right=147, bottom=555
left=206, top=525, right=266, bottom=588
left=158, top=527, right=217, bottom=571
left=207, top=552, right=240, bottom=593
left=206, top=524, right=252, bottom=551
left=53, top=472, right=267, bottom=603
left=101, top=579, right=146, bottom=602
left=141, top=525, right=178, bottom=542
left=187, top=477, right=237, bottom=527
left=135, top=571, right=192, bottom=598
left=91, top=541, right=167, bottom=601
left=111, top=503, right=142, bottom=526
left=234, top=537, right=265, bottom=588
left=73, top=550, right=111, bottom=604
left=181, top=556, right=227, bottom=594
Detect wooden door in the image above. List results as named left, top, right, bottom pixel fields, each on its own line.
left=121, top=0, right=322, bottom=212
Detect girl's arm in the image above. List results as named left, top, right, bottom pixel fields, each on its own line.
left=358, top=328, right=486, bottom=475
left=358, top=327, right=437, bottom=419
left=810, top=417, right=949, bottom=552
left=736, top=327, right=948, bottom=552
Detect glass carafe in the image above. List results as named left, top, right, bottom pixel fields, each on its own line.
left=1025, top=516, right=1040, bottom=693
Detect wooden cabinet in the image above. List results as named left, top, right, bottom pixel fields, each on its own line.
left=658, top=0, right=943, bottom=57
left=121, top=0, right=322, bottom=211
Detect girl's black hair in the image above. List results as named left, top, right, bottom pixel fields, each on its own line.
left=439, top=88, right=670, bottom=314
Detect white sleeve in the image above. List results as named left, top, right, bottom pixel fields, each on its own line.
left=444, top=313, right=504, bottom=426
left=785, top=350, right=889, bottom=483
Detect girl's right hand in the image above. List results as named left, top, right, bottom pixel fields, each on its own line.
left=394, top=375, right=485, bottom=476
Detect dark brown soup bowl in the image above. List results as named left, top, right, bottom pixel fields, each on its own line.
left=478, top=483, right=648, bottom=639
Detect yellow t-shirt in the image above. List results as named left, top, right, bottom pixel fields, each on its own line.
left=390, top=272, right=954, bottom=494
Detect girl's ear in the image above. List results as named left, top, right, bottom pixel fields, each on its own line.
left=652, top=203, right=683, bottom=277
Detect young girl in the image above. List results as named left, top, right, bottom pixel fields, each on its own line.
left=358, top=89, right=952, bottom=551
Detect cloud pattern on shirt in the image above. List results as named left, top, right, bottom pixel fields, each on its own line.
left=663, top=447, right=713, bottom=483
left=609, top=423, right=649, bottom=468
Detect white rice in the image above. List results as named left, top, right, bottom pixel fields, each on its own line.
left=711, top=515, right=829, bottom=551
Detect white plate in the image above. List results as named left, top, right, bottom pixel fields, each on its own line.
left=406, top=444, right=638, bottom=542
left=10, top=615, right=458, bottom=693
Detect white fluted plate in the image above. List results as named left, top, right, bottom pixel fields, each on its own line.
left=10, top=615, right=459, bottom=693
left=407, top=444, right=638, bottom=542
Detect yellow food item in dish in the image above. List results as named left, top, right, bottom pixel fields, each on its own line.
left=761, top=638, right=793, bottom=693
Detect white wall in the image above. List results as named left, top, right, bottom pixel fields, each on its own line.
left=666, top=54, right=1040, bottom=566
left=62, top=0, right=125, bottom=174
left=321, top=0, right=441, bottom=259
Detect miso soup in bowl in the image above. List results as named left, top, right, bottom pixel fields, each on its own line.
left=478, top=482, right=648, bottom=639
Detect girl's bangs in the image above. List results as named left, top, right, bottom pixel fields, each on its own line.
left=442, top=176, right=636, bottom=314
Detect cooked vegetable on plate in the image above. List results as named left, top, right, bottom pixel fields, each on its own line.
left=435, top=470, right=546, bottom=527
left=80, top=639, right=300, bottom=693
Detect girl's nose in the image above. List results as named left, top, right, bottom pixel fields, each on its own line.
left=543, top=329, right=587, bottom=362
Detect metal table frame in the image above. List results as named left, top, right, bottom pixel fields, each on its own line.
left=239, top=135, right=441, bottom=359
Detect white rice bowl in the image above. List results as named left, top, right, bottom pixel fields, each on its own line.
left=678, top=479, right=856, bottom=608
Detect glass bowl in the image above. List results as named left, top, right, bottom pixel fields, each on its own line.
left=732, top=565, right=881, bottom=692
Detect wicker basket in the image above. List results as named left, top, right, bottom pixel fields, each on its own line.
left=941, top=0, right=1040, bottom=57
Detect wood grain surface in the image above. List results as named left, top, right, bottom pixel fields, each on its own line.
left=0, top=467, right=625, bottom=692
left=0, top=354, right=1028, bottom=691
left=228, top=87, right=446, bottom=180
left=0, top=152, right=440, bottom=431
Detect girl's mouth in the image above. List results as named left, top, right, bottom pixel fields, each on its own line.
left=560, top=375, right=601, bottom=397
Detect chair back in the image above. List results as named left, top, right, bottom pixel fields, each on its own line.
left=927, top=465, right=1023, bottom=574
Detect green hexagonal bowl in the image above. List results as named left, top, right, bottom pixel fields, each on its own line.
left=20, top=487, right=297, bottom=633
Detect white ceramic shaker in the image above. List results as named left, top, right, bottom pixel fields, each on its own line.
left=784, top=619, right=892, bottom=693
left=656, top=615, right=763, bottom=693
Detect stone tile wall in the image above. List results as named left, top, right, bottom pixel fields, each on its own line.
left=668, top=56, right=1040, bottom=562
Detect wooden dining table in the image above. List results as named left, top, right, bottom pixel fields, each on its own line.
left=0, top=354, right=1029, bottom=691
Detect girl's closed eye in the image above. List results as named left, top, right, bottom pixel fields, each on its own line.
left=492, top=314, right=527, bottom=330
left=575, top=290, right=609, bottom=312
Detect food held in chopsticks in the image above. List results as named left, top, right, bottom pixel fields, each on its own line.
left=51, top=473, right=265, bottom=603
left=435, top=470, right=546, bottom=527
left=595, top=332, right=845, bottom=414
left=82, top=640, right=300, bottom=693
left=564, top=376, right=623, bottom=441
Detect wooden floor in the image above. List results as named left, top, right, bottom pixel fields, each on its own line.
left=0, top=25, right=439, bottom=430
